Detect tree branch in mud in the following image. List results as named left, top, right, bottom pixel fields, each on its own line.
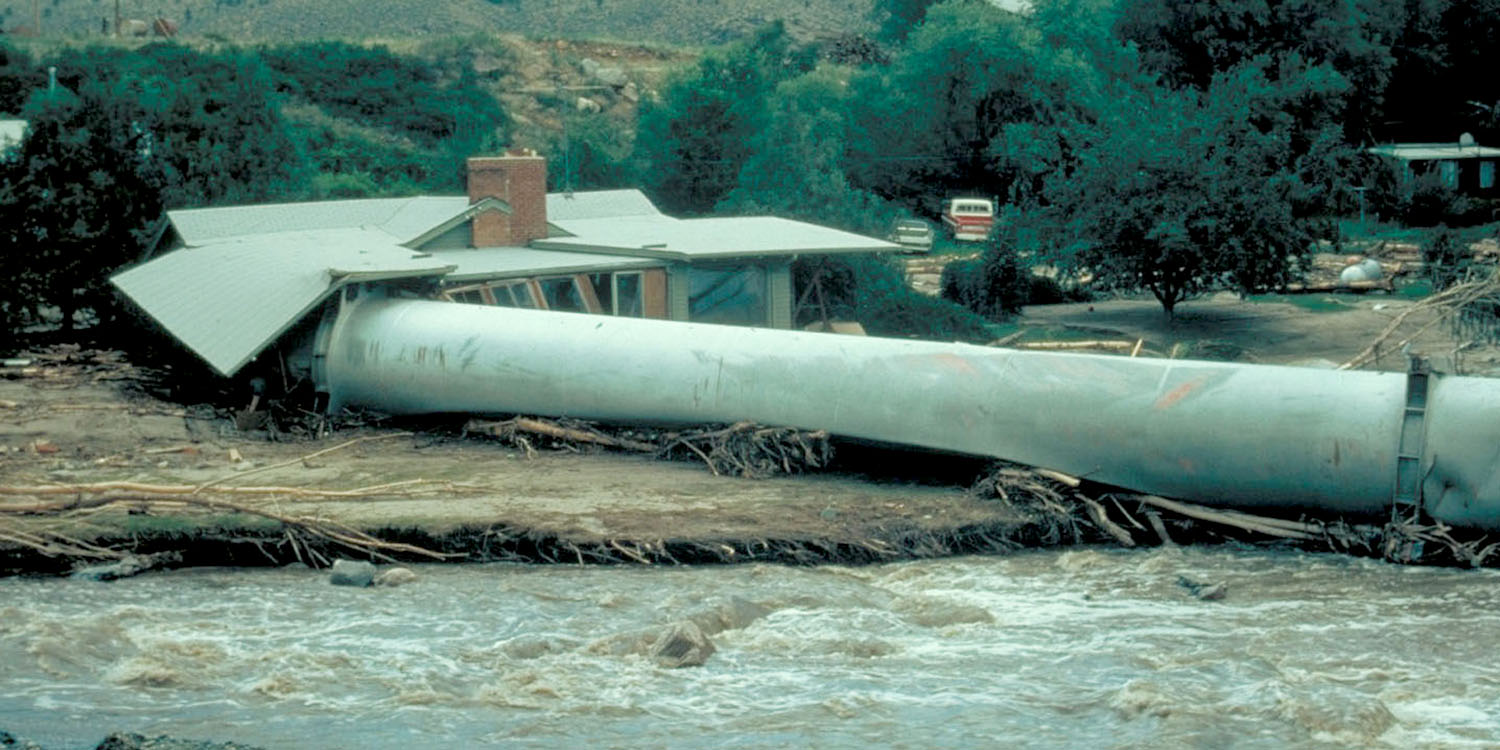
left=0, top=439, right=471, bottom=567
left=1341, top=270, right=1500, bottom=370
left=969, top=465, right=1500, bottom=568
left=0, top=493, right=459, bottom=565
left=0, top=478, right=479, bottom=509
left=466, top=417, right=832, bottom=479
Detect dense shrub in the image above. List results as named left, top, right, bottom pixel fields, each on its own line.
left=41, top=44, right=305, bottom=208
left=938, top=250, right=1031, bottom=317
left=940, top=255, right=1086, bottom=315
left=1369, top=160, right=1496, bottom=228
left=261, top=42, right=505, bottom=148
left=0, top=41, right=41, bottom=115
left=797, top=254, right=993, bottom=342
left=1422, top=224, right=1491, bottom=290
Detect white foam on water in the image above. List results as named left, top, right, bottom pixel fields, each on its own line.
left=3, top=552, right=1500, bottom=748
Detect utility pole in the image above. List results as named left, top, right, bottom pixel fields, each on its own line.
left=115, top=0, right=122, bottom=36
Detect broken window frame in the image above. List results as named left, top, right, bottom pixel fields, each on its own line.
left=536, top=274, right=604, bottom=314
left=613, top=271, right=645, bottom=317
left=440, top=273, right=655, bottom=317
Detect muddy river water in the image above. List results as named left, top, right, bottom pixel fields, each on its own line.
left=2, top=548, right=1498, bottom=749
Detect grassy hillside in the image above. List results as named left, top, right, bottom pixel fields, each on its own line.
left=1, top=0, right=877, bottom=45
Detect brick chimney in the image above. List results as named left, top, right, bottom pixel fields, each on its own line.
left=467, top=150, right=548, bottom=247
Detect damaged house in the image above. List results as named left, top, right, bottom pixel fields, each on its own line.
left=113, top=150, right=899, bottom=393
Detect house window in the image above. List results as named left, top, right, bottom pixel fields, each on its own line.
left=589, top=273, right=613, bottom=314
left=539, top=276, right=588, bottom=313
left=614, top=272, right=644, bottom=317
left=689, top=265, right=767, bottom=326
left=444, top=287, right=486, bottom=305
left=584, top=272, right=645, bottom=316
left=1440, top=161, right=1458, bottom=189
left=1482, top=161, right=1496, bottom=190
left=491, top=281, right=538, bottom=308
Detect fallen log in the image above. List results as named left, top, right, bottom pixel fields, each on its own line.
left=466, top=417, right=656, bottom=452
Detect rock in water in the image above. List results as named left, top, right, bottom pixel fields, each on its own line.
left=71, top=553, right=180, bottom=582
left=92, top=732, right=267, bottom=749
left=649, top=621, right=716, bottom=668
left=1176, top=576, right=1228, bottom=601
left=1, top=729, right=44, bottom=749
left=374, top=567, right=418, bottom=587
left=328, top=559, right=376, bottom=587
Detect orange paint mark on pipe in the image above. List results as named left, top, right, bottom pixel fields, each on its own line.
left=1154, top=378, right=1202, bottom=410
left=932, top=353, right=979, bottom=375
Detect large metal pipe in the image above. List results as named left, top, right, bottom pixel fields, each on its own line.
left=321, top=297, right=1500, bottom=528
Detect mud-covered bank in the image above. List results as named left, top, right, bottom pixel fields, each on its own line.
left=0, top=512, right=1115, bottom=578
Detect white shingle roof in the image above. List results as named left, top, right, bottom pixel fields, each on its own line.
left=112, top=229, right=454, bottom=376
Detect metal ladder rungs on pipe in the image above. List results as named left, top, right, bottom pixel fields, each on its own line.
left=1392, top=355, right=1431, bottom=524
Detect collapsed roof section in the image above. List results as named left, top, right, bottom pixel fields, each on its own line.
left=424, top=246, right=659, bottom=284
left=538, top=215, right=901, bottom=261
left=112, top=228, right=455, bottom=376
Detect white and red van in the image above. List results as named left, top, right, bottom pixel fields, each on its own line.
left=941, top=197, right=995, bottom=242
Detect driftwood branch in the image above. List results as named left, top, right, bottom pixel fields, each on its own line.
left=1341, top=272, right=1500, bottom=370
left=469, top=416, right=832, bottom=479
left=1133, top=494, right=1316, bottom=540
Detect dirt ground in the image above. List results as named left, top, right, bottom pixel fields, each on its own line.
left=3, top=294, right=1495, bottom=568
left=1021, top=293, right=1500, bottom=374
left=0, top=375, right=1009, bottom=551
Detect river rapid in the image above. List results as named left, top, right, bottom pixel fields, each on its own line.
left=2, top=548, right=1498, bottom=749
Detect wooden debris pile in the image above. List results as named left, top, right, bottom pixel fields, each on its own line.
left=970, top=462, right=1500, bottom=567
left=1, top=345, right=156, bottom=385
left=465, top=417, right=831, bottom=478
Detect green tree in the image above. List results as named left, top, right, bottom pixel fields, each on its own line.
left=1383, top=0, right=1500, bottom=142
left=871, top=0, right=942, bottom=42
left=46, top=44, right=305, bottom=207
left=0, top=41, right=41, bottom=115
left=539, top=111, right=637, bottom=192
left=260, top=41, right=506, bottom=149
left=847, top=1, right=1099, bottom=211
left=0, top=82, right=166, bottom=332
left=718, top=67, right=894, bottom=235
left=1113, top=0, right=1400, bottom=143
left=633, top=22, right=815, bottom=214
left=1032, top=65, right=1346, bottom=315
